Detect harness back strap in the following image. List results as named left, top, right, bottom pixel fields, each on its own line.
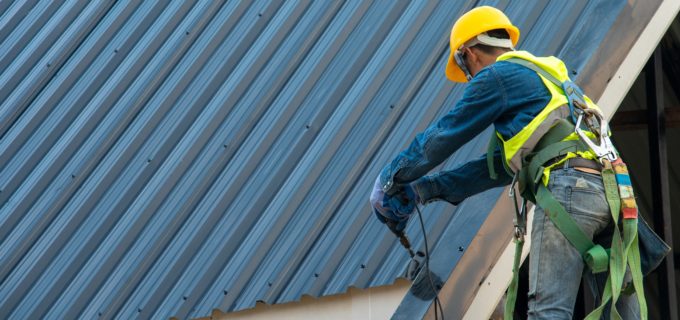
left=504, top=57, right=587, bottom=122
left=504, top=58, right=562, bottom=85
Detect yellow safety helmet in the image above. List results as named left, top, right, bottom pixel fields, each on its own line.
left=445, top=6, right=520, bottom=83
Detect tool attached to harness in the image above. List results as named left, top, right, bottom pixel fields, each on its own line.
left=494, top=58, right=648, bottom=319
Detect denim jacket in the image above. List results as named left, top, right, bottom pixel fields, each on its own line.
left=379, top=59, right=553, bottom=204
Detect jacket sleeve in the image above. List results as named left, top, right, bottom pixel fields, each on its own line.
left=411, top=148, right=513, bottom=204
left=379, top=65, right=507, bottom=194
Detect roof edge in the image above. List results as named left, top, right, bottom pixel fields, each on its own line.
left=208, top=279, right=410, bottom=320
left=597, top=0, right=680, bottom=118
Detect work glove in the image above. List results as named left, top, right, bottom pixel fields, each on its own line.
left=370, top=176, right=419, bottom=234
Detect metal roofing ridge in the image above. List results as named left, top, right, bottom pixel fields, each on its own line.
left=315, top=9, right=469, bottom=299
left=233, top=1, right=445, bottom=308
left=129, top=0, right=350, bottom=316
left=0, top=0, right=40, bottom=43
left=89, top=1, right=294, bottom=318
left=57, top=5, right=243, bottom=318
left=0, top=0, right=110, bottom=137
left=557, top=0, right=628, bottom=78
left=0, top=1, right=139, bottom=173
left=203, top=1, right=414, bottom=314
left=0, top=1, right=223, bottom=318
left=0, top=1, right=220, bottom=318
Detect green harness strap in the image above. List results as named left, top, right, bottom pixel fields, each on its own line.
left=501, top=138, right=608, bottom=320
left=487, top=132, right=515, bottom=181
left=500, top=143, right=647, bottom=319
left=504, top=234, right=524, bottom=320
left=492, top=57, right=647, bottom=319
left=491, top=120, right=647, bottom=319
left=534, top=118, right=575, bottom=151
left=585, top=161, right=647, bottom=320
left=535, top=183, right=609, bottom=273
left=487, top=133, right=499, bottom=180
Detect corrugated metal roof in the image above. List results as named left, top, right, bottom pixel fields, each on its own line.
left=0, top=0, right=653, bottom=319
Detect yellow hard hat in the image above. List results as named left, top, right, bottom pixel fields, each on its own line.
left=445, top=6, right=520, bottom=83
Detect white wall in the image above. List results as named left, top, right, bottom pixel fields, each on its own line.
left=200, top=279, right=410, bottom=320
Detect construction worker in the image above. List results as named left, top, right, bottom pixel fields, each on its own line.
left=370, top=6, right=648, bottom=319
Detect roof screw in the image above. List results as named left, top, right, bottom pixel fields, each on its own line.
left=258, top=13, right=262, bottom=17
left=114, top=49, right=118, bottom=53
left=223, top=290, right=228, bottom=295
left=46, top=63, right=51, bottom=68
left=458, top=246, right=464, bottom=252
left=137, top=308, right=142, bottom=313
left=571, top=69, right=577, bottom=75
left=98, top=312, right=102, bottom=317
left=185, top=31, right=190, bottom=35
left=314, top=273, right=319, bottom=277
left=305, top=125, right=310, bottom=129
left=71, top=174, right=76, bottom=178
left=223, top=144, right=228, bottom=148
left=183, top=296, right=188, bottom=300
left=360, top=264, right=366, bottom=269
left=389, top=105, right=394, bottom=109
left=268, top=282, right=272, bottom=287
left=147, top=158, right=152, bottom=163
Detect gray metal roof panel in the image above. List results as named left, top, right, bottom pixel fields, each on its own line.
left=0, top=0, right=657, bottom=319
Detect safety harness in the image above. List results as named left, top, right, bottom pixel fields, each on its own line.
left=487, top=58, right=647, bottom=319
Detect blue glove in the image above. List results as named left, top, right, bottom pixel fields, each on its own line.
left=370, top=176, right=419, bottom=234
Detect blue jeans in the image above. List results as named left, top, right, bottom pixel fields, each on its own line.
left=527, top=168, right=640, bottom=319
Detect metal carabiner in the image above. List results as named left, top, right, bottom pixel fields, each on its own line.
left=508, top=172, right=518, bottom=198
left=513, top=200, right=527, bottom=241
left=574, top=111, right=617, bottom=162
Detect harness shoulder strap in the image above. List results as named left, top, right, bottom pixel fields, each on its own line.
left=486, top=132, right=514, bottom=180
left=503, top=57, right=563, bottom=87
left=504, top=57, right=587, bottom=124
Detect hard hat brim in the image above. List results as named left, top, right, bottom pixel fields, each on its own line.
left=446, top=51, right=467, bottom=83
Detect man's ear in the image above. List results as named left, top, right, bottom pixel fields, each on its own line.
left=465, top=47, right=480, bottom=65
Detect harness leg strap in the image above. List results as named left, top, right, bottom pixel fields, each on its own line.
left=535, top=184, right=609, bottom=272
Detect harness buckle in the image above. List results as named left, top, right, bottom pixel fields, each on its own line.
left=514, top=225, right=525, bottom=241
left=574, top=110, right=617, bottom=162
left=513, top=200, right=527, bottom=241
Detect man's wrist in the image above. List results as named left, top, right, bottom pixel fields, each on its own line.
left=411, top=177, right=433, bottom=204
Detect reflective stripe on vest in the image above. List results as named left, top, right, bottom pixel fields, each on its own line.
left=494, top=51, right=600, bottom=174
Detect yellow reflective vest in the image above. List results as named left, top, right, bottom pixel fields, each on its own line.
left=495, top=51, right=600, bottom=184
